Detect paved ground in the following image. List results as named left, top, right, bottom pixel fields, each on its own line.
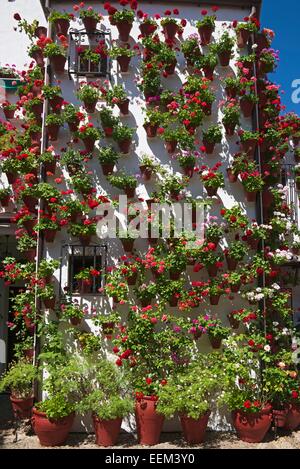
left=1, top=419, right=300, bottom=449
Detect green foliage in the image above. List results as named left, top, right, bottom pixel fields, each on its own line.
left=0, top=360, right=37, bottom=398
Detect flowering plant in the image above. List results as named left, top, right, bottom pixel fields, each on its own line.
left=97, top=146, right=119, bottom=165
left=68, top=221, right=96, bottom=237
left=212, top=31, right=235, bottom=54
left=78, top=6, right=102, bottom=21
left=200, top=316, right=230, bottom=340
left=63, top=103, right=82, bottom=125
left=135, top=281, right=157, bottom=304
left=200, top=164, right=225, bottom=189
left=196, top=15, right=216, bottom=30
left=259, top=49, right=278, bottom=73
left=77, top=84, right=99, bottom=104
left=109, top=45, right=135, bottom=59
left=42, top=85, right=62, bottom=100
left=225, top=241, right=248, bottom=261
left=240, top=170, right=265, bottom=193
left=202, top=125, right=222, bottom=144
left=222, top=101, right=240, bottom=127
left=220, top=206, right=248, bottom=230
left=106, top=84, right=127, bottom=105
left=44, top=42, right=67, bottom=58
left=181, top=36, right=201, bottom=63
left=60, top=301, right=86, bottom=321
left=107, top=172, right=137, bottom=190
left=112, top=124, right=134, bottom=142
left=77, top=124, right=102, bottom=141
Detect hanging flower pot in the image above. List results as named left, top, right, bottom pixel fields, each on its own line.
left=10, top=396, right=34, bottom=420
left=35, top=26, right=47, bottom=38
left=53, top=18, right=69, bottom=36
left=44, top=160, right=56, bottom=174
left=218, top=51, right=231, bottom=67
left=44, top=228, right=57, bottom=243
left=31, top=102, right=43, bottom=118
left=202, top=66, right=214, bottom=81
left=117, top=99, right=129, bottom=115
left=183, top=166, right=194, bottom=178
left=245, top=190, right=257, bottom=203
left=0, top=195, right=10, bottom=207
left=101, top=163, right=115, bottom=176
left=121, top=238, right=135, bottom=253
left=117, top=139, right=131, bottom=154
left=46, top=124, right=60, bottom=141
left=139, top=165, right=152, bottom=181
left=31, top=49, right=44, bottom=67
left=240, top=139, right=257, bottom=158
left=24, top=348, right=34, bottom=360
left=77, top=279, right=92, bottom=293
left=210, top=294, right=220, bottom=306
left=79, top=235, right=91, bottom=246
left=50, top=55, right=66, bottom=74
left=22, top=313, right=35, bottom=334
left=224, top=123, right=236, bottom=136
left=237, top=28, right=251, bottom=48
left=180, top=412, right=210, bottom=445
left=247, top=237, right=259, bottom=250
left=103, top=127, right=113, bottom=138
left=135, top=397, right=164, bottom=446
left=165, top=60, right=177, bottom=75
left=23, top=249, right=36, bottom=262
left=23, top=196, right=38, bottom=213
left=83, top=99, right=97, bottom=113
left=82, top=136, right=96, bottom=153
left=227, top=313, right=240, bottom=330
left=43, top=297, right=56, bottom=309
left=124, top=186, right=135, bottom=199
left=140, top=22, right=157, bottom=37
left=225, top=86, right=238, bottom=99
left=232, top=406, right=272, bottom=443
left=273, top=408, right=288, bottom=428
left=5, top=171, right=18, bottom=184
left=198, top=25, right=214, bottom=45
left=230, top=283, right=241, bottom=294
left=165, top=140, right=177, bottom=154
left=163, top=23, right=178, bottom=41
left=68, top=118, right=80, bottom=133
left=206, top=264, right=218, bottom=278
left=32, top=409, right=74, bottom=447
left=3, top=107, right=15, bottom=120
left=82, top=17, right=98, bottom=33
left=93, top=415, right=122, bottom=447
left=143, top=123, right=158, bottom=138
left=208, top=335, right=222, bottom=349
left=226, top=168, right=237, bottom=183
left=29, top=130, right=42, bottom=146
left=126, top=272, right=138, bottom=286
left=284, top=404, right=300, bottom=431
left=169, top=295, right=179, bottom=307
left=226, top=256, right=238, bottom=271
left=49, top=96, right=64, bottom=113
left=117, top=55, right=131, bottom=73
left=205, top=185, right=218, bottom=197
left=70, top=317, right=81, bottom=326
left=116, top=20, right=132, bottom=42
left=169, top=270, right=181, bottom=281
left=240, top=97, right=255, bottom=118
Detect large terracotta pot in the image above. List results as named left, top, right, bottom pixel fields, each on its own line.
left=117, top=55, right=131, bottom=73
left=198, top=25, right=214, bottom=45
left=116, top=20, right=132, bottom=42
left=32, top=409, right=74, bottom=447
left=163, top=23, right=178, bottom=41
left=50, top=55, right=66, bottom=74
left=53, top=18, right=69, bottom=36
left=273, top=408, right=288, bottom=428
left=205, top=185, right=218, bottom=197
left=232, top=406, right=272, bottom=443
left=82, top=17, right=98, bottom=33
left=284, top=404, right=300, bottom=431
left=180, top=411, right=210, bottom=444
left=135, top=397, right=164, bottom=446
left=93, top=415, right=122, bottom=447
left=10, top=396, right=34, bottom=420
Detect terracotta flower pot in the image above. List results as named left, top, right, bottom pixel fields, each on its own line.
left=165, top=60, right=176, bottom=75
left=198, top=25, right=214, bottom=45
left=121, top=238, right=135, bottom=253
left=232, top=406, right=272, bottom=443
left=44, top=160, right=56, bottom=174
left=163, top=23, right=178, bottom=41
left=117, top=55, right=131, bottom=73
left=183, top=166, right=194, bottom=178
left=101, top=163, right=115, bottom=176
left=225, top=86, right=238, bottom=99
left=31, top=49, right=44, bottom=67
left=237, top=28, right=251, bottom=48
left=206, top=264, right=218, bottom=278
left=49, top=95, right=64, bottom=113
left=284, top=404, right=300, bottom=431
left=103, top=127, right=113, bottom=137
left=0, top=196, right=10, bottom=207
left=79, top=235, right=91, bottom=246
left=70, top=317, right=82, bottom=326
left=208, top=335, right=222, bottom=349
left=116, top=20, right=132, bottom=42
left=139, top=165, right=152, bottom=181
left=245, top=190, right=257, bottom=203
left=44, top=228, right=57, bottom=243
left=126, top=272, right=138, bottom=285
left=165, top=140, right=177, bottom=154
left=50, top=55, right=66, bottom=74
left=139, top=23, right=157, bottom=37
left=117, top=99, right=129, bottom=115
left=205, top=185, right=218, bottom=197
left=77, top=279, right=92, bottom=293
left=227, top=168, right=237, bottom=183
left=35, top=26, right=47, bottom=38
left=82, top=136, right=96, bottom=153
left=230, top=283, right=241, bottom=294
left=23, top=249, right=36, bottom=261
left=144, top=123, right=158, bottom=138
left=180, top=412, right=210, bottom=445
left=224, top=123, right=236, bottom=136
left=124, top=186, right=135, bottom=198
left=5, top=171, right=18, bottom=184
left=67, top=118, right=80, bottom=133
left=10, top=396, right=34, bottom=420
left=83, top=100, right=97, bottom=113
left=93, top=415, right=122, bottom=447
left=24, top=348, right=34, bottom=360
left=247, top=237, right=259, bottom=250
left=32, top=409, right=74, bottom=447
left=31, top=102, right=43, bottom=118
left=46, top=124, right=60, bottom=141
left=23, top=195, right=38, bottom=212
left=240, top=97, right=255, bottom=118
left=218, top=51, right=231, bottom=67
left=29, top=130, right=42, bottom=145
left=53, top=18, right=69, bottom=36
left=169, top=295, right=179, bottom=307
left=226, top=256, right=238, bottom=271
left=210, top=294, right=220, bottom=306
left=273, top=408, right=288, bottom=428
left=43, top=297, right=56, bottom=309
left=82, top=17, right=98, bottom=33
left=227, top=314, right=240, bottom=330
left=3, top=108, right=15, bottom=120
left=135, top=397, right=164, bottom=446
left=117, top=139, right=131, bottom=154
left=202, top=66, right=214, bottom=80
left=240, top=139, right=257, bottom=158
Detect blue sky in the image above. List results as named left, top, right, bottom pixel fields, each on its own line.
left=261, top=0, right=300, bottom=113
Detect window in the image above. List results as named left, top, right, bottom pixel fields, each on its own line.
left=61, top=244, right=107, bottom=295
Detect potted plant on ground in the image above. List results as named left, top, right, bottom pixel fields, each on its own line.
left=202, top=125, right=222, bottom=154
left=157, top=356, right=220, bottom=444
left=97, top=146, right=119, bottom=175
left=196, top=14, right=216, bottom=45
left=76, top=84, right=99, bottom=113
left=107, top=172, right=137, bottom=198
left=43, top=41, right=67, bottom=73
left=49, top=10, right=70, bottom=36
left=0, top=360, right=37, bottom=419
left=110, top=8, right=134, bottom=42
left=112, top=124, right=134, bottom=154
left=77, top=359, right=133, bottom=446
left=106, top=84, right=129, bottom=115
left=222, top=100, right=240, bottom=135
left=45, top=113, right=63, bottom=141
left=63, top=103, right=82, bottom=132
left=109, top=45, right=135, bottom=73
left=211, top=32, right=235, bottom=67
left=200, top=164, right=225, bottom=197
left=77, top=124, right=102, bottom=153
